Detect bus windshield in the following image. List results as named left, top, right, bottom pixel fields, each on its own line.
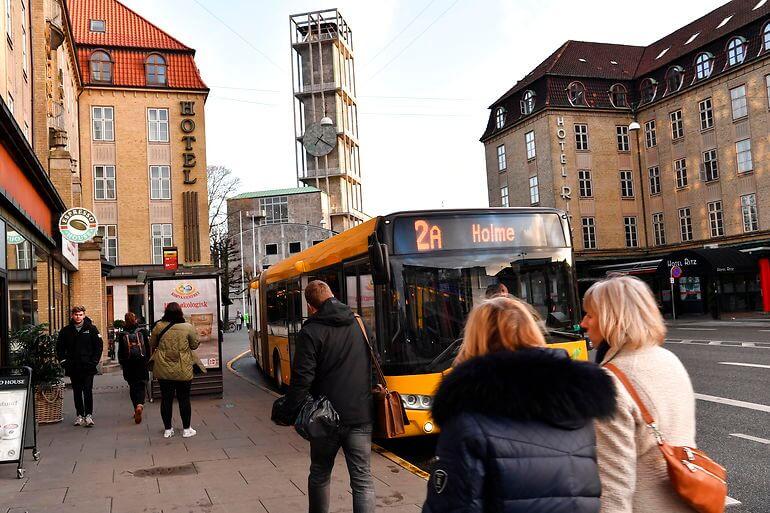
left=381, top=247, right=579, bottom=375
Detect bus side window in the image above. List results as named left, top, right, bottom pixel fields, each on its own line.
left=266, top=283, right=288, bottom=337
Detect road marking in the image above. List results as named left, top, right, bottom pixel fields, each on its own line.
left=730, top=433, right=770, bottom=444
left=743, top=342, right=756, bottom=347
left=695, top=393, right=770, bottom=413
left=726, top=496, right=742, bottom=508
left=675, top=327, right=718, bottom=331
left=718, top=362, right=770, bottom=369
left=708, top=341, right=722, bottom=345
left=665, top=339, right=770, bottom=349
left=760, top=330, right=770, bottom=333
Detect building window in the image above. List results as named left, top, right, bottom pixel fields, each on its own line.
left=695, top=52, right=714, bottom=80
left=150, top=165, right=171, bottom=200
left=567, top=81, right=587, bottom=106
left=145, top=54, right=167, bottom=86
left=15, top=241, right=30, bottom=269
left=94, top=165, right=116, bottom=200
left=616, top=125, right=629, bottom=151
left=91, top=106, right=114, bottom=141
left=679, top=208, right=693, bottom=241
left=708, top=201, right=724, bottom=237
left=259, top=196, right=289, bottom=225
left=151, top=224, right=173, bottom=264
left=665, top=66, right=684, bottom=94
left=670, top=110, right=684, bottom=139
left=288, top=241, right=302, bottom=254
left=582, top=217, right=596, bottom=249
left=764, top=22, right=770, bottom=51
left=98, top=225, right=118, bottom=264
left=675, top=158, right=687, bottom=188
left=525, top=131, right=536, bottom=159
left=21, top=2, right=27, bottom=76
left=699, top=98, right=714, bottom=130
left=741, top=194, right=758, bottom=232
left=496, top=144, right=506, bottom=171
left=89, top=19, right=106, bottom=32
left=495, top=107, right=506, bottom=129
left=312, top=240, right=323, bottom=246
left=648, top=166, right=661, bottom=195
left=520, top=90, right=535, bottom=115
left=736, top=139, right=753, bottom=173
left=5, top=0, right=11, bottom=40
left=701, top=149, right=719, bottom=182
left=89, top=50, right=113, bottom=83
left=730, top=85, right=747, bottom=119
left=652, top=213, right=666, bottom=246
left=574, top=124, right=589, bottom=150
left=147, top=108, right=169, bottom=142
left=265, top=243, right=278, bottom=256
left=726, top=37, right=746, bottom=67
left=578, top=169, right=593, bottom=198
left=620, top=170, right=634, bottom=198
left=609, top=84, right=628, bottom=108
left=6, top=94, right=13, bottom=115
left=640, top=78, right=657, bottom=104
left=644, top=120, right=656, bottom=148
left=529, top=176, right=539, bottom=205
left=624, top=217, right=638, bottom=248
left=500, top=186, right=509, bottom=207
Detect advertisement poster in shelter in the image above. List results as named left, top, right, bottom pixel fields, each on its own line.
left=152, top=278, right=220, bottom=368
left=0, top=378, right=27, bottom=462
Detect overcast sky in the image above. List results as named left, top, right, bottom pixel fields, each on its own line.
left=120, top=0, right=727, bottom=216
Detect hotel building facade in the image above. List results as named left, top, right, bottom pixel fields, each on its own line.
left=482, top=0, right=770, bottom=317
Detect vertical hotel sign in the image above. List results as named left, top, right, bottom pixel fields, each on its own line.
left=556, top=117, right=571, bottom=211
left=180, top=101, right=198, bottom=185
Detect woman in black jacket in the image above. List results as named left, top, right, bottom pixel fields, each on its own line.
left=423, top=297, right=617, bottom=513
left=117, top=312, right=151, bottom=424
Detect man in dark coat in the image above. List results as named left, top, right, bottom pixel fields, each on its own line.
left=280, top=280, right=375, bottom=513
left=56, top=306, right=103, bottom=427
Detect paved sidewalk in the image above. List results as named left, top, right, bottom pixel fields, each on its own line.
left=0, top=338, right=427, bottom=513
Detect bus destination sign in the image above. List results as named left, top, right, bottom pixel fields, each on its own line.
left=392, top=213, right=566, bottom=254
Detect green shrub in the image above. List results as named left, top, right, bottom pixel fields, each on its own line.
left=9, top=324, right=63, bottom=388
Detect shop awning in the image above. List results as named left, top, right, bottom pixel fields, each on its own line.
left=656, top=248, right=757, bottom=276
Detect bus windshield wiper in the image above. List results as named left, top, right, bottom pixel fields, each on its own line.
left=425, top=338, right=463, bottom=372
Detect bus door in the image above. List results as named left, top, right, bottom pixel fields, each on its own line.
left=287, top=280, right=303, bottom=366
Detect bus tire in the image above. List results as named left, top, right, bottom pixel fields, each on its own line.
left=273, top=351, right=284, bottom=390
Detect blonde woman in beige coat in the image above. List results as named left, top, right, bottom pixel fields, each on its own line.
left=581, top=276, right=697, bottom=513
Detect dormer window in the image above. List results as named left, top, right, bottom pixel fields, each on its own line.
left=726, top=37, right=746, bottom=66
left=609, top=84, right=628, bottom=108
left=89, top=19, right=106, bottom=32
left=145, top=54, right=167, bottom=86
left=90, top=50, right=112, bottom=83
left=567, top=81, right=587, bottom=107
left=764, top=23, right=770, bottom=51
left=640, top=78, right=657, bottom=104
left=495, top=107, right=506, bottom=129
left=520, top=90, right=536, bottom=115
left=694, top=52, right=714, bottom=80
left=665, top=66, right=684, bottom=94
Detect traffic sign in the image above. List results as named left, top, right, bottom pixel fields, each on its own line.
left=671, top=266, right=682, bottom=279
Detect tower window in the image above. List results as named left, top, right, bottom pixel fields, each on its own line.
left=567, top=82, right=587, bottom=106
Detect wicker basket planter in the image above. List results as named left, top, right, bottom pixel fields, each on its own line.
left=35, top=383, right=64, bottom=424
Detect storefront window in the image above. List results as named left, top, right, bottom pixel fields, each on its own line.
left=128, top=285, right=147, bottom=323
left=7, top=230, right=34, bottom=331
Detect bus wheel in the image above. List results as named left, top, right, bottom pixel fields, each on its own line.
left=273, top=352, right=284, bottom=390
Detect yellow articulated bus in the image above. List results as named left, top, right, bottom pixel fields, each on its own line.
left=247, top=208, right=589, bottom=437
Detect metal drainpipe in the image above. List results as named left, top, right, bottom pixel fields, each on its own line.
left=634, top=127, right=651, bottom=249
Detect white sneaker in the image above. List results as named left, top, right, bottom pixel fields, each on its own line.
left=182, top=428, right=197, bottom=438
left=163, top=428, right=175, bottom=438
left=84, top=415, right=94, bottom=427
left=73, top=415, right=84, bottom=426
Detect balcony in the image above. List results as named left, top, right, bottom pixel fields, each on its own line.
left=45, top=0, right=65, bottom=50
left=300, top=166, right=361, bottom=182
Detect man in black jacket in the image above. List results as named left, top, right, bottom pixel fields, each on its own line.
left=56, top=306, right=103, bottom=427
left=282, top=280, right=374, bottom=513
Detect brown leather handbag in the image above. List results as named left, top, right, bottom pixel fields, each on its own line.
left=605, top=363, right=727, bottom=513
left=354, top=315, right=409, bottom=438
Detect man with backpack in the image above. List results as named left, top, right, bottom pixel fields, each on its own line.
left=117, top=312, right=151, bottom=424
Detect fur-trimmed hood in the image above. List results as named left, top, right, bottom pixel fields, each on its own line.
left=431, top=348, right=616, bottom=429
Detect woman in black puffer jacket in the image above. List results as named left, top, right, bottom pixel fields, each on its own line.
left=422, top=297, right=617, bottom=513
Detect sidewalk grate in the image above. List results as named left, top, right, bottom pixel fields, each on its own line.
left=129, top=463, right=197, bottom=478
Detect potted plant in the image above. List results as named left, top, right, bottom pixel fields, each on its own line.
left=9, top=324, right=65, bottom=424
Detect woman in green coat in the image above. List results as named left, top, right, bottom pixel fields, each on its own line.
left=150, top=302, right=199, bottom=438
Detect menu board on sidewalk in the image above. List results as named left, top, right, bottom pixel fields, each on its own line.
left=151, top=278, right=221, bottom=369
left=0, top=373, right=29, bottom=463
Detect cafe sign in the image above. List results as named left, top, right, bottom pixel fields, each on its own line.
left=59, top=208, right=98, bottom=243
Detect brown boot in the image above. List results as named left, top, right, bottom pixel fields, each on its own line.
left=134, top=404, right=143, bottom=424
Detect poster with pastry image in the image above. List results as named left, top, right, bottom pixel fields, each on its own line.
left=0, top=386, right=27, bottom=463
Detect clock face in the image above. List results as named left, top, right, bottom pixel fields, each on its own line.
left=303, top=122, right=337, bottom=157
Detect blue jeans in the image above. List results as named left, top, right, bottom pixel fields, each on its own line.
left=308, top=423, right=375, bottom=513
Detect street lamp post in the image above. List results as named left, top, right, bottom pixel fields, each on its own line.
left=627, top=114, right=651, bottom=249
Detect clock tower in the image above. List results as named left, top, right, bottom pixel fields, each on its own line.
left=290, top=10, right=365, bottom=232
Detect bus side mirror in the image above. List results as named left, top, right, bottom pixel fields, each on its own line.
left=369, top=243, right=390, bottom=284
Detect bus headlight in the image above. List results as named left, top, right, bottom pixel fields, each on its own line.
left=402, top=394, right=433, bottom=410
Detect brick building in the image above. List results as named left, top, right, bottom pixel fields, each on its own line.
left=482, top=0, right=770, bottom=317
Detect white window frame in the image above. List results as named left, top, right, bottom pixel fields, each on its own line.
left=764, top=22, right=770, bottom=52
left=91, top=106, right=114, bottom=141
left=652, top=212, right=666, bottom=246
left=520, top=90, right=535, bottom=115
left=730, top=85, right=748, bottom=119
left=675, top=158, right=687, bottom=189
left=147, top=108, right=169, bottom=142
left=529, top=176, right=539, bottom=205
left=736, top=139, right=753, bottom=174
left=670, top=110, right=684, bottom=140
left=150, top=165, right=171, bottom=200
left=259, top=196, right=289, bottom=225
left=695, top=53, right=714, bottom=80
left=726, top=37, right=746, bottom=67
left=702, top=149, right=719, bottom=182
left=496, top=144, right=506, bottom=171
left=766, top=75, right=770, bottom=109
left=574, top=124, right=589, bottom=150
left=94, top=165, right=116, bottom=200
left=708, top=201, right=724, bottom=237
left=582, top=217, right=596, bottom=249
left=151, top=224, right=173, bottom=264
left=98, top=225, right=118, bottom=264
left=495, top=107, right=505, bottom=129
left=699, top=98, right=714, bottom=130
left=15, top=241, right=30, bottom=269
left=500, top=185, right=509, bottom=207
left=648, top=166, right=661, bottom=195
left=525, top=131, right=536, bottom=160
left=616, top=125, right=629, bottom=151
left=644, top=120, right=657, bottom=148
left=679, top=207, right=693, bottom=242
left=620, top=170, right=634, bottom=198
left=623, top=217, right=638, bottom=248
left=578, top=169, right=593, bottom=198
left=741, top=194, right=758, bottom=233
left=89, top=19, right=106, bottom=32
